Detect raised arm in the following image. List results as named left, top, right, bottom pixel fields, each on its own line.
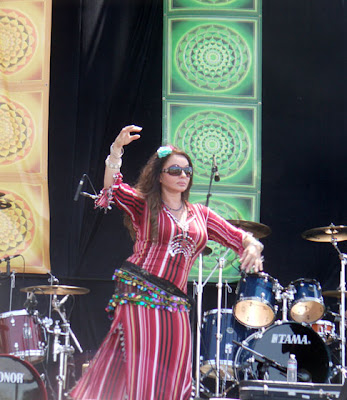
left=104, top=125, right=142, bottom=188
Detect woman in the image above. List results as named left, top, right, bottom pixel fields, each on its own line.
left=70, top=125, right=264, bottom=400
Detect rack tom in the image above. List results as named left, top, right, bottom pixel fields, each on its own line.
left=287, top=278, right=325, bottom=323
left=0, top=310, right=46, bottom=364
left=234, top=273, right=280, bottom=328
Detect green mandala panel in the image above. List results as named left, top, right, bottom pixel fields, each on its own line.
left=168, top=19, right=258, bottom=99
left=164, top=102, right=259, bottom=188
left=169, top=0, right=257, bottom=12
left=188, top=192, right=257, bottom=282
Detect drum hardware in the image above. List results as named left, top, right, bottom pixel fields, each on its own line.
left=303, top=223, right=347, bottom=384
left=227, top=220, right=272, bottom=239
left=43, top=294, right=84, bottom=400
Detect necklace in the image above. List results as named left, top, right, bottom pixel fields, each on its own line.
left=162, top=200, right=183, bottom=212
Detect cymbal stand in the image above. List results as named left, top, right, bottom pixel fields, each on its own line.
left=331, top=238, right=347, bottom=384
left=46, top=273, right=59, bottom=365
left=194, top=253, right=228, bottom=399
left=49, top=295, right=83, bottom=400
left=281, top=286, right=293, bottom=322
left=215, top=257, right=225, bottom=397
left=9, top=271, right=15, bottom=311
left=194, top=253, right=203, bottom=398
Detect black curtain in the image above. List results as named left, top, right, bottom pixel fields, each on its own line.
left=1, top=0, right=346, bottom=379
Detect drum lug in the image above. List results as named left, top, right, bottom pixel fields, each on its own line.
left=10, top=317, right=15, bottom=326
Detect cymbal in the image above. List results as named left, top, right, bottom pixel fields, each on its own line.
left=202, top=246, right=212, bottom=256
left=302, top=225, right=347, bottom=242
left=227, top=220, right=272, bottom=239
left=322, top=290, right=347, bottom=299
left=20, top=285, right=90, bottom=295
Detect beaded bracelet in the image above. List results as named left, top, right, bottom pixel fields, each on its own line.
left=110, top=143, right=124, bottom=158
left=105, top=154, right=122, bottom=169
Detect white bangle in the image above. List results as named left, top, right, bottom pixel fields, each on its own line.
left=105, top=155, right=122, bottom=169
left=110, top=143, right=124, bottom=158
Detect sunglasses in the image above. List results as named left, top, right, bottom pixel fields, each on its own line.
left=161, top=165, right=193, bottom=177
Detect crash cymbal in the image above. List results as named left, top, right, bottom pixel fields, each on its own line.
left=302, top=225, right=347, bottom=242
left=322, top=290, right=347, bottom=299
left=227, top=220, right=271, bottom=239
left=20, top=285, right=90, bottom=295
left=202, top=246, right=212, bottom=256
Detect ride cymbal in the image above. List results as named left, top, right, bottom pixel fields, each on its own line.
left=20, top=285, right=90, bottom=295
left=227, top=220, right=271, bottom=239
left=302, top=225, right=347, bottom=242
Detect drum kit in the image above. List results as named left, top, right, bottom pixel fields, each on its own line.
left=195, top=222, right=347, bottom=399
left=0, top=275, right=90, bottom=400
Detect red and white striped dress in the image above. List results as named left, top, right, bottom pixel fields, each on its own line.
left=70, top=173, right=245, bottom=400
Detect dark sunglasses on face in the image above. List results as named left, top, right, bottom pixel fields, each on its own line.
left=161, top=165, right=193, bottom=177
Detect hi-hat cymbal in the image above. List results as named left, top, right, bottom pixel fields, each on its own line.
left=20, top=285, right=90, bottom=295
left=322, top=290, right=347, bottom=299
left=302, top=225, right=347, bottom=242
left=227, top=220, right=272, bottom=239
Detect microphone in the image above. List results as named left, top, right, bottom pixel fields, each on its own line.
left=74, top=174, right=86, bottom=201
left=212, top=154, right=220, bottom=182
left=81, top=192, right=98, bottom=200
left=0, top=254, right=20, bottom=263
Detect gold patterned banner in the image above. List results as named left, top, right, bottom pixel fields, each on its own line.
left=0, top=1, right=51, bottom=274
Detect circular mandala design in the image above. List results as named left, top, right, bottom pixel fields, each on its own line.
left=0, top=96, right=34, bottom=165
left=176, top=24, right=250, bottom=90
left=176, top=111, right=249, bottom=179
left=0, top=9, right=37, bottom=74
left=0, top=192, right=35, bottom=256
left=199, top=200, right=242, bottom=281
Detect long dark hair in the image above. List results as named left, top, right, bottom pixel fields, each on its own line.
left=124, top=146, right=193, bottom=240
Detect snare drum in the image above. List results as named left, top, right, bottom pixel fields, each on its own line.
left=311, top=320, right=336, bottom=344
left=0, top=354, right=47, bottom=400
left=0, top=310, right=46, bottom=364
left=200, top=309, right=255, bottom=380
left=234, top=273, right=280, bottom=328
left=287, top=279, right=325, bottom=323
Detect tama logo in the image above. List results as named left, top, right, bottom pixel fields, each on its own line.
left=271, top=334, right=311, bottom=345
left=0, top=371, right=25, bottom=384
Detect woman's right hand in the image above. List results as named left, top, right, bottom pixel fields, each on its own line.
left=113, top=125, right=142, bottom=150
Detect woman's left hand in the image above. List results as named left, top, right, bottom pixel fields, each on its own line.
left=239, top=236, right=264, bottom=273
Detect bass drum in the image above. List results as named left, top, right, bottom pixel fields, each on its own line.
left=0, top=354, right=47, bottom=400
left=234, top=322, right=331, bottom=383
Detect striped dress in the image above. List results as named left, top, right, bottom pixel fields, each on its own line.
left=70, top=173, right=245, bottom=400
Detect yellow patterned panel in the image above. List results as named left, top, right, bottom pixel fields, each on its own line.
left=0, top=89, right=48, bottom=175
left=0, top=2, right=51, bottom=83
left=0, top=181, right=50, bottom=274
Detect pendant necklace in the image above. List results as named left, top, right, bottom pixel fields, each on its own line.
left=162, top=200, right=183, bottom=212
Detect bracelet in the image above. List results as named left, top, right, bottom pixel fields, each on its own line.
left=110, top=143, right=124, bottom=158
left=105, top=155, right=122, bottom=169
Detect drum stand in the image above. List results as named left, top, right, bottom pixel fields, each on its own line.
left=194, top=256, right=226, bottom=398
left=331, top=238, right=347, bottom=384
left=47, top=294, right=83, bottom=400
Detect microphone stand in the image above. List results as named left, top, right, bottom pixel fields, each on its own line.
left=194, top=155, right=219, bottom=398
left=331, top=237, right=347, bottom=384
